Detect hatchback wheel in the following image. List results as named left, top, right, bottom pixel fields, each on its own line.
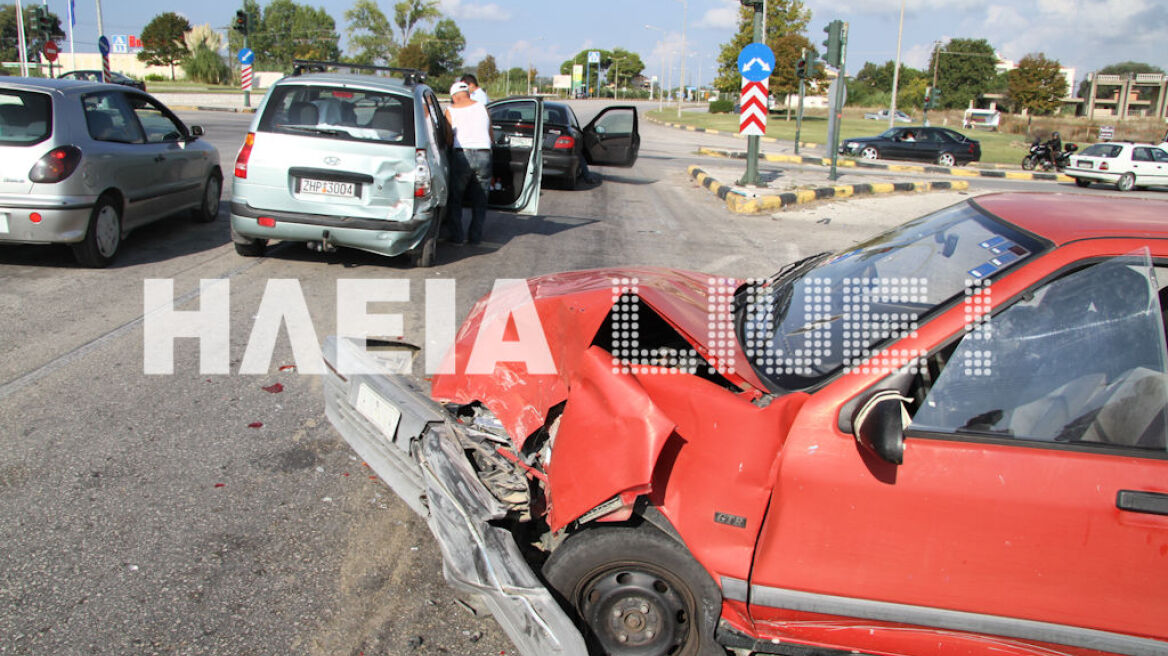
left=936, top=152, right=957, bottom=167
left=234, top=237, right=267, bottom=257
left=72, top=197, right=121, bottom=267
left=544, top=526, right=724, bottom=656
left=1074, top=178, right=1091, bottom=188
left=410, top=214, right=439, bottom=268
left=860, top=146, right=879, bottom=160
left=1117, top=172, right=1136, bottom=192
left=193, top=171, right=222, bottom=223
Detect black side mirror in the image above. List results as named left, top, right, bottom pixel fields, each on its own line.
left=189, top=125, right=205, bottom=138
left=852, top=391, right=908, bottom=465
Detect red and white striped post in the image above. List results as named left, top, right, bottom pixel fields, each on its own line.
left=97, top=36, right=111, bottom=84
left=241, top=64, right=253, bottom=91
left=739, top=78, right=768, bottom=137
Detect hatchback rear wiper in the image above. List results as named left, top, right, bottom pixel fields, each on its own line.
left=282, top=125, right=347, bottom=137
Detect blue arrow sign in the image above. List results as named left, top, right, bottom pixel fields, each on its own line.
left=737, top=43, right=775, bottom=82
left=238, top=48, right=255, bottom=65
left=97, top=35, right=110, bottom=56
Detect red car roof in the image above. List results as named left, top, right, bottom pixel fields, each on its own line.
left=973, top=192, right=1168, bottom=246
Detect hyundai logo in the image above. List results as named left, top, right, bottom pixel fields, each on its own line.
left=323, top=156, right=340, bottom=165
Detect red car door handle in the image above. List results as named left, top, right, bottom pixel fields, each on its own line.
left=1116, top=490, right=1168, bottom=516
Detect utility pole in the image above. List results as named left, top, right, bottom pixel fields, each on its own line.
left=888, top=0, right=906, bottom=129
left=739, top=0, right=764, bottom=187
left=676, top=0, right=687, bottom=117
left=795, top=48, right=806, bottom=155
left=923, top=40, right=941, bottom=126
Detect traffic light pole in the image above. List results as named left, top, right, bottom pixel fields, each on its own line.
left=824, top=20, right=848, bottom=181
left=795, top=77, right=804, bottom=156
left=739, top=3, right=763, bottom=187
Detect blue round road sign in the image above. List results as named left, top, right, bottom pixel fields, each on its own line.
left=737, top=43, right=775, bottom=82
left=238, top=48, right=255, bottom=65
left=97, top=36, right=110, bottom=56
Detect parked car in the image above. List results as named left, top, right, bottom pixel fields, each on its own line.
left=486, top=99, right=639, bottom=189
left=58, top=69, right=146, bottom=91
left=324, top=192, right=1168, bottom=656
left=862, top=108, right=911, bottom=122
left=1063, top=141, right=1168, bottom=191
left=840, top=126, right=981, bottom=166
left=231, top=62, right=640, bottom=265
left=0, top=77, right=221, bottom=266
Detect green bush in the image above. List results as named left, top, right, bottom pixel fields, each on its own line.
left=144, top=73, right=165, bottom=82
left=181, top=45, right=230, bottom=85
left=709, top=99, right=734, bottom=114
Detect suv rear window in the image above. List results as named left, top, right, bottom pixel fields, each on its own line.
left=1081, top=144, right=1122, bottom=158
left=0, top=90, right=51, bottom=145
left=258, top=84, right=415, bottom=146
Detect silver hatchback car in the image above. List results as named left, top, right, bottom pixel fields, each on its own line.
left=0, top=78, right=222, bottom=267
left=230, top=61, right=546, bottom=267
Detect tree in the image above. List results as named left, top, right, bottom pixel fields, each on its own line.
left=184, top=24, right=223, bottom=53
left=235, top=0, right=340, bottom=70
left=394, top=0, right=438, bottom=46
left=476, top=55, right=499, bottom=83
left=418, top=18, right=464, bottom=77
left=0, top=4, right=65, bottom=64
left=847, top=60, right=925, bottom=108
left=605, top=48, right=645, bottom=88
left=713, top=0, right=813, bottom=98
left=1079, top=61, right=1165, bottom=100
left=927, top=38, right=998, bottom=110
left=182, top=24, right=229, bottom=85
left=345, top=0, right=395, bottom=65
left=138, top=12, right=191, bottom=80
left=397, top=41, right=427, bottom=70
left=1008, top=53, right=1068, bottom=135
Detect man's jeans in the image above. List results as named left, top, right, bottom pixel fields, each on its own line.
left=446, top=148, right=492, bottom=243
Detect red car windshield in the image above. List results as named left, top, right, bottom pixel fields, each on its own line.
left=736, top=200, right=1048, bottom=393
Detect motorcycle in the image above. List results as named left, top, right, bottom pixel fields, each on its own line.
left=1022, top=141, right=1078, bottom=171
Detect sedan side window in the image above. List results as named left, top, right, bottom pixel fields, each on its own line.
left=1133, top=147, right=1155, bottom=162
left=81, top=92, right=144, bottom=143
left=592, top=110, right=634, bottom=136
left=910, top=253, right=1168, bottom=451
left=125, top=94, right=186, bottom=143
left=1153, top=148, right=1168, bottom=163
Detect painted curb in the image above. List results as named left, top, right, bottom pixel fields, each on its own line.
left=696, top=147, right=1073, bottom=183
left=168, top=105, right=257, bottom=114
left=687, top=165, right=971, bottom=214
left=645, top=115, right=819, bottom=149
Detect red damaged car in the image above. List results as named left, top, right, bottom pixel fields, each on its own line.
left=323, top=193, right=1168, bottom=656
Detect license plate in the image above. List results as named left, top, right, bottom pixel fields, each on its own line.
left=300, top=178, right=357, bottom=198
left=0, top=214, right=8, bottom=234
left=1077, top=160, right=1092, bottom=169
left=510, top=135, right=533, bottom=148
left=355, top=383, right=401, bottom=440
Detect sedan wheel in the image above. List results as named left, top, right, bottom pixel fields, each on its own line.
left=72, top=197, right=121, bottom=267
left=1074, top=178, right=1091, bottom=188
left=1117, top=172, right=1136, bottom=192
left=860, top=146, right=879, bottom=160
left=936, top=152, right=957, bottom=167
left=193, top=171, right=222, bottom=223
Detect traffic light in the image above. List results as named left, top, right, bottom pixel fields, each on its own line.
left=29, top=6, right=44, bottom=37
left=805, top=50, right=819, bottom=78
left=233, top=10, right=249, bottom=35
left=38, top=8, right=54, bottom=37
left=795, top=58, right=806, bottom=79
left=923, top=86, right=931, bottom=106
left=930, top=87, right=941, bottom=109
left=822, top=20, right=844, bottom=69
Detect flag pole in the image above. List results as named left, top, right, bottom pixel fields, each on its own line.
left=68, top=0, right=77, bottom=72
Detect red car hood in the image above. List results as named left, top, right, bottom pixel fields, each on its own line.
left=431, top=267, right=769, bottom=447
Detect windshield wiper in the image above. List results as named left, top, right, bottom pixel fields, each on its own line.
left=282, top=125, right=347, bottom=137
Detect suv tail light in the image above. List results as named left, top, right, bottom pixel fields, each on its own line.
left=29, top=146, right=82, bottom=183
left=553, top=135, right=576, bottom=150
left=234, top=132, right=255, bottom=178
left=1100, top=162, right=1109, bottom=171
left=414, top=149, right=431, bottom=198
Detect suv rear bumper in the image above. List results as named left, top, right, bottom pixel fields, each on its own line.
left=321, top=336, right=588, bottom=656
left=230, top=201, right=432, bottom=256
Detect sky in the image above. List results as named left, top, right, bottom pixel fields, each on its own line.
left=50, top=0, right=1168, bottom=86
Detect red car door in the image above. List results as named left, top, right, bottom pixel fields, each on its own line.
left=745, top=251, right=1168, bottom=655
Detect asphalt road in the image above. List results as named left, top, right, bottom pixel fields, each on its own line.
left=0, top=105, right=1154, bottom=655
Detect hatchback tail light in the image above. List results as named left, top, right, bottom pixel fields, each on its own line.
left=553, top=135, right=576, bottom=150
left=29, top=146, right=82, bottom=183
left=1100, top=162, right=1109, bottom=171
left=414, top=149, right=431, bottom=198
left=234, top=132, right=255, bottom=178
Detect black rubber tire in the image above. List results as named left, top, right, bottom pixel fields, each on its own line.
left=234, top=238, right=267, bottom=257
left=1074, top=178, right=1091, bottom=188
left=192, top=170, right=222, bottom=223
left=1117, top=172, right=1136, bottom=192
left=936, top=152, right=957, bottom=167
left=71, top=196, right=121, bottom=267
left=410, top=212, right=440, bottom=267
left=1021, top=155, right=1035, bottom=171
left=544, top=526, right=725, bottom=656
left=860, top=146, right=879, bottom=160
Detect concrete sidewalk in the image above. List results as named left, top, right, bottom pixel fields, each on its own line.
left=152, top=92, right=257, bottom=113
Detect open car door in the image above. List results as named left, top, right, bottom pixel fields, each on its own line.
left=485, top=97, right=544, bottom=216
left=582, top=105, right=640, bottom=167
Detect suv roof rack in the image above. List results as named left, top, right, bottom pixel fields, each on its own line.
left=290, top=60, right=427, bottom=85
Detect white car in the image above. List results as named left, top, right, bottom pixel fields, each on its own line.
left=863, top=109, right=911, bottom=123
left=1064, top=142, right=1168, bottom=191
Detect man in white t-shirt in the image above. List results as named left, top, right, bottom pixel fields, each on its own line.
left=461, top=74, right=489, bottom=105
left=443, top=81, right=493, bottom=244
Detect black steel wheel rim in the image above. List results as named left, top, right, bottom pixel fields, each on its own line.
left=576, top=564, right=694, bottom=656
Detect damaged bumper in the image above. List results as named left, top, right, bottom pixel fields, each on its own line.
left=321, top=336, right=587, bottom=656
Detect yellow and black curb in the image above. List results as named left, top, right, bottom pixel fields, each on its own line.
left=645, top=115, right=819, bottom=149
left=167, top=105, right=257, bottom=114
left=696, top=147, right=1073, bottom=182
left=688, top=165, right=970, bottom=214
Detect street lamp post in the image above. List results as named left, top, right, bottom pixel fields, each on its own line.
left=889, top=0, right=906, bottom=129
left=645, top=24, right=667, bottom=112
left=674, top=0, right=687, bottom=117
